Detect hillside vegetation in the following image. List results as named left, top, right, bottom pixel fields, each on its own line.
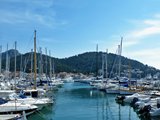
left=1, top=50, right=159, bottom=78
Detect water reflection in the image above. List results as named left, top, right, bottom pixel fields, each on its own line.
left=116, top=98, right=160, bottom=120
left=28, top=105, right=54, bottom=120
left=28, top=83, right=143, bottom=120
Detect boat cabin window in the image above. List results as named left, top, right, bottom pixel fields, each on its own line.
left=24, top=92, right=31, bottom=96
left=0, top=98, right=7, bottom=105
left=24, top=90, right=38, bottom=98
left=32, top=91, right=38, bottom=98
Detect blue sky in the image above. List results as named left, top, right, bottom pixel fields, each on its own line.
left=1, top=0, right=160, bottom=69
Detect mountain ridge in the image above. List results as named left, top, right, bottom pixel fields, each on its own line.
left=1, top=50, right=160, bottom=78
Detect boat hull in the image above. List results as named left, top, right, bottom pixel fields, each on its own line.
left=106, top=89, right=119, bottom=94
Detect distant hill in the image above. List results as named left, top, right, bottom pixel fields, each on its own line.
left=2, top=49, right=20, bottom=59
left=55, top=52, right=160, bottom=78
left=1, top=50, right=160, bottom=78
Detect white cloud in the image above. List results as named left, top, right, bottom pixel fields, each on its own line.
left=108, top=14, right=160, bottom=69
left=130, top=27, right=160, bottom=38
left=0, top=10, right=56, bottom=27
left=123, top=48, right=160, bottom=69
left=1, top=0, right=54, bottom=8
left=122, top=15, right=160, bottom=48
left=0, top=0, right=67, bottom=28
left=125, top=48, right=160, bottom=59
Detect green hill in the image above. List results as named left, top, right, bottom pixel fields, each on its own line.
left=1, top=50, right=160, bottom=78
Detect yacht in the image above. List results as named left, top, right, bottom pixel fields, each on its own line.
left=0, top=98, right=37, bottom=116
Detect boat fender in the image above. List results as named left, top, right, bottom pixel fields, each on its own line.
left=15, top=114, right=21, bottom=118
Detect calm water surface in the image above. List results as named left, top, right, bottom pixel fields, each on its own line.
left=28, top=83, right=150, bottom=120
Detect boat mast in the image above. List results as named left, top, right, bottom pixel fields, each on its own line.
left=128, top=60, right=131, bottom=90
left=38, top=47, right=41, bottom=79
left=49, top=50, right=52, bottom=79
left=20, top=54, right=22, bottom=78
left=118, top=37, right=123, bottom=93
left=52, top=56, right=55, bottom=78
left=0, top=45, right=2, bottom=75
left=118, top=37, right=123, bottom=79
left=8, top=54, right=10, bottom=76
left=118, top=38, right=122, bottom=119
left=31, top=49, right=33, bottom=80
left=106, top=49, right=108, bottom=79
left=45, top=48, right=48, bottom=78
left=96, top=44, right=98, bottom=79
left=40, top=47, right=43, bottom=78
left=14, top=41, right=17, bottom=87
left=6, top=44, right=9, bottom=79
left=102, top=53, right=104, bottom=79
left=34, top=30, right=37, bottom=89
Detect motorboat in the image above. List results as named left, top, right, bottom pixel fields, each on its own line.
left=9, top=93, right=53, bottom=110
left=0, top=98, right=37, bottom=116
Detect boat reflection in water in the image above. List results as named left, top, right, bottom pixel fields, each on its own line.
left=28, top=83, right=146, bottom=120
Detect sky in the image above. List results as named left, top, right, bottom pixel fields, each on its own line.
left=1, top=0, right=160, bottom=69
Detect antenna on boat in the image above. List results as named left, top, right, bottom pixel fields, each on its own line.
left=34, top=30, right=37, bottom=89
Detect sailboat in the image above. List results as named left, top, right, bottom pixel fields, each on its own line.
left=0, top=98, right=37, bottom=115
left=9, top=92, right=53, bottom=110
left=105, top=42, right=121, bottom=94
left=24, top=30, right=54, bottom=104
left=97, top=49, right=109, bottom=91
left=118, top=37, right=142, bottom=95
left=0, top=41, right=39, bottom=117
left=0, top=44, right=16, bottom=97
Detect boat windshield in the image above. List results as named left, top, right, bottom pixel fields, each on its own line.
left=0, top=98, right=7, bottom=105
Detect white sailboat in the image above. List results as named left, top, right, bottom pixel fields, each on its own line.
left=0, top=43, right=16, bottom=97
left=24, top=30, right=54, bottom=104
left=9, top=93, right=53, bottom=110
left=0, top=114, right=23, bottom=120
left=0, top=98, right=37, bottom=116
left=105, top=39, right=123, bottom=94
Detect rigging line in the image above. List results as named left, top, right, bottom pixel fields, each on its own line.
left=34, top=110, right=46, bottom=119
left=23, top=32, right=34, bottom=54
left=89, top=53, right=95, bottom=74
left=44, top=104, right=54, bottom=112
left=23, top=53, right=32, bottom=73
left=108, top=49, right=118, bottom=79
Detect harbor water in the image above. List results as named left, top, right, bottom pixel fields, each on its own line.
left=28, top=83, right=149, bottom=120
